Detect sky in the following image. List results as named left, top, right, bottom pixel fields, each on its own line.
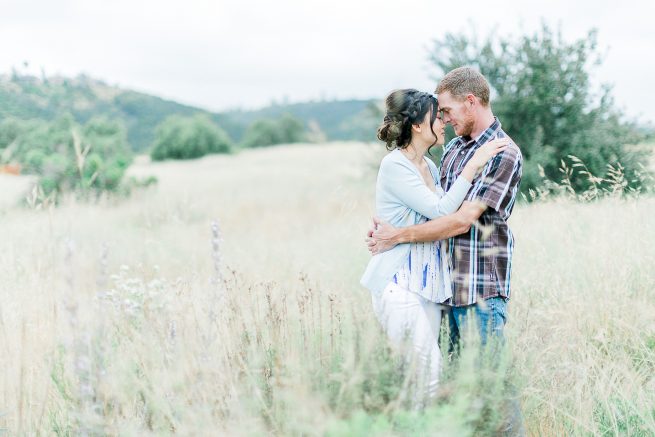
left=2, top=0, right=654, bottom=123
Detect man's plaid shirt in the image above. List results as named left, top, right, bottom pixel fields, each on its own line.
left=439, top=118, right=522, bottom=307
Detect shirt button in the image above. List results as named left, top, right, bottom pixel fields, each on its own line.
left=460, top=151, right=465, bottom=155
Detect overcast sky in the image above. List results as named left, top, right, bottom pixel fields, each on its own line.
left=2, top=0, right=654, bottom=123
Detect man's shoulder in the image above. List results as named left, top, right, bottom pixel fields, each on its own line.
left=498, top=129, right=523, bottom=159
left=496, top=130, right=522, bottom=163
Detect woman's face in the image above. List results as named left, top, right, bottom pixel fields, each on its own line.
left=416, top=108, right=446, bottom=146
left=433, top=112, right=446, bottom=146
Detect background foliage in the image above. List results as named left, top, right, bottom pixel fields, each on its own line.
left=240, top=113, right=306, bottom=148
left=0, top=114, right=132, bottom=198
left=428, top=24, right=650, bottom=195
left=0, top=72, right=378, bottom=153
left=150, top=114, right=232, bottom=161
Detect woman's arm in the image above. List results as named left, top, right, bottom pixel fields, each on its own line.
left=458, top=138, right=511, bottom=183
left=380, top=139, right=509, bottom=219
left=380, top=159, right=471, bottom=219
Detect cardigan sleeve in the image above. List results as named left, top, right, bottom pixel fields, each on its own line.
left=379, top=158, right=472, bottom=220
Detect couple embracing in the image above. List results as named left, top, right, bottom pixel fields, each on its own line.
left=361, top=67, right=524, bottom=429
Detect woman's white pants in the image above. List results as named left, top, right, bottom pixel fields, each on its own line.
left=371, top=282, right=443, bottom=407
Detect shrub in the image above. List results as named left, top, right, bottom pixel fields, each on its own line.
left=0, top=114, right=133, bottom=199
left=241, top=113, right=306, bottom=148
left=150, top=114, right=232, bottom=160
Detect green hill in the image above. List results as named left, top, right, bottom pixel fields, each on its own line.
left=217, top=99, right=381, bottom=143
left=0, top=72, right=380, bottom=151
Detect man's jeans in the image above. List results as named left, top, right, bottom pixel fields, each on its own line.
left=446, top=297, right=526, bottom=437
left=448, top=296, right=507, bottom=348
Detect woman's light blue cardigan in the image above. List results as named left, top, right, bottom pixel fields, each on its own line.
left=360, top=149, right=472, bottom=297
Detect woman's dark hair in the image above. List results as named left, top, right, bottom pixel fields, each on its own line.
left=377, top=89, right=438, bottom=151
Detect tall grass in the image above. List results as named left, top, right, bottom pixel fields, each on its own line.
left=1, top=142, right=654, bottom=435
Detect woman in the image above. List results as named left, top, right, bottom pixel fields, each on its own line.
left=360, top=89, right=508, bottom=407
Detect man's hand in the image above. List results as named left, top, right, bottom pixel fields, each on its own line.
left=365, top=217, right=400, bottom=255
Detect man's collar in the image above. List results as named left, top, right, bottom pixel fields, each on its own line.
left=460, top=117, right=502, bottom=147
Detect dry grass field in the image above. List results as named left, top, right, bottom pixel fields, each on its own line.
left=1, top=142, right=654, bottom=436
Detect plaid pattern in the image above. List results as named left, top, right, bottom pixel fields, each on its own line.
left=439, top=118, right=522, bottom=306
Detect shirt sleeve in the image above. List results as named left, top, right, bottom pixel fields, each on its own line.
left=379, top=158, right=472, bottom=220
left=466, top=146, right=521, bottom=212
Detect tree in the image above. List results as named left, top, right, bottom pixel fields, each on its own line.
left=240, top=113, right=306, bottom=148
left=150, top=114, right=232, bottom=161
left=428, top=23, right=647, bottom=195
left=0, top=114, right=133, bottom=198
left=240, top=119, right=280, bottom=148
left=338, top=101, right=383, bottom=142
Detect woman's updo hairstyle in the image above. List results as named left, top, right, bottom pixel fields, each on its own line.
left=377, top=89, right=438, bottom=151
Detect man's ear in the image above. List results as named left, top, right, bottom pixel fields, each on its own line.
left=467, top=94, right=476, bottom=106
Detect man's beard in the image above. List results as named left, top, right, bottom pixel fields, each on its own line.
left=459, top=114, right=475, bottom=137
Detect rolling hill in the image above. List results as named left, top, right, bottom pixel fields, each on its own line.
left=0, top=72, right=379, bottom=151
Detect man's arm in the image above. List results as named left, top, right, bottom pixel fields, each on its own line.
left=367, top=201, right=487, bottom=255
left=367, top=142, right=521, bottom=255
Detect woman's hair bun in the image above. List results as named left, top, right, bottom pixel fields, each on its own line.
left=377, top=89, right=437, bottom=151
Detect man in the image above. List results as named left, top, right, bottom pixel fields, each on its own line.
left=367, top=66, right=524, bottom=435
left=367, top=66, right=522, bottom=346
